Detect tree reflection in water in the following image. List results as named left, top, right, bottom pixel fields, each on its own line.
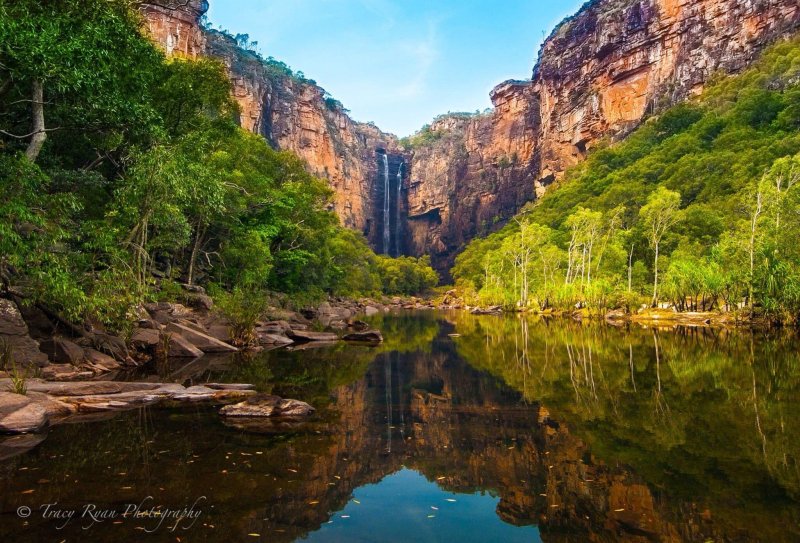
left=0, top=311, right=797, bottom=542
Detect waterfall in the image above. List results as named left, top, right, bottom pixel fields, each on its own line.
left=395, top=161, right=403, bottom=257
left=382, top=153, right=390, bottom=254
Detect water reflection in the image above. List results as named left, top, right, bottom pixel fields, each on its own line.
left=0, top=312, right=798, bottom=542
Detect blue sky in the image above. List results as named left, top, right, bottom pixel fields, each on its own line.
left=207, top=0, right=586, bottom=137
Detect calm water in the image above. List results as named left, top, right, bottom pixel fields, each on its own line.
left=0, top=311, right=798, bottom=542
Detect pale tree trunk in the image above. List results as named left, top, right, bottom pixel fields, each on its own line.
left=628, top=243, right=634, bottom=292
left=748, top=190, right=763, bottom=311
left=25, top=79, right=46, bottom=163
left=651, top=242, right=660, bottom=307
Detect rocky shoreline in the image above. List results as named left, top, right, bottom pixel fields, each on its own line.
left=434, top=289, right=758, bottom=327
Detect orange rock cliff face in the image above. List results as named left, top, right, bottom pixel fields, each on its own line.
left=408, top=0, right=800, bottom=274
left=141, top=1, right=408, bottom=255
left=142, top=0, right=800, bottom=275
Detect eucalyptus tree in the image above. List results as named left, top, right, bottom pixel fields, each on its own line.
left=639, top=187, right=682, bottom=307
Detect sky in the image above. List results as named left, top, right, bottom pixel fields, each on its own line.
left=207, top=0, right=586, bottom=137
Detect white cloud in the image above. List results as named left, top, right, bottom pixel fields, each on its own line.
left=389, top=19, right=439, bottom=100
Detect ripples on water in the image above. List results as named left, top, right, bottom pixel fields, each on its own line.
left=1, top=311, right=798, bottom=542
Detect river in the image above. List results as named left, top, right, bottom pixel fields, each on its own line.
left=1, top=311, right=798, bottom=542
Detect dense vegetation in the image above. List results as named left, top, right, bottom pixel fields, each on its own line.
left=454, top=38, right=800, bottom=322
left=0, top=0, right=436, bottom=336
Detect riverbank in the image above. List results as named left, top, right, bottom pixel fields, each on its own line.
left=0, top=288, right=403, bottom=384
left=429, top=289, right=775, bottom=328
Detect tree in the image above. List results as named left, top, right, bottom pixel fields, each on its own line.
left=639, top=187, right=682, bottom=306
left=0, top=0, right=163, bottom=163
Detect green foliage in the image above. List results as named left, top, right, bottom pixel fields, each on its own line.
left=211, top=284, right=269, bottom=346
left=399, top=124, right=444, bottom=149
left=454, top=37, right=800, bottom=321
left=375, top=256, right=439, bottom=295
left=0, top=0, right=436, bottom=338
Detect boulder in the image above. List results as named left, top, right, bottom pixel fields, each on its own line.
left=258, top=320, right=291, bottom=334
left=347, top=319, right=370, bottom=331
left=286, top=329, right=338, bottom=342
left=219, top=394, right=315, bottom=418
left=165, top=322, right=238, bottom=353
left=166, top=334, right=204, bottom=358
left=137, top=318, right=161, bottom=330
left=342, top=330, right=384, bottom=343
left=257, top=333, right=294, bottom=346
left=364, top=305, right=380, bottom=316
left=88, top=332, right=130, bottom=362
left=130, top=328, right=161, bottom=350
left=150, top=310, right=174, bottom=325
left=0, top=299, right=49, bottom=367
left=0, top=392, right=48, bottom=434
left=207, top=324, right=232, bottom=343
left=83, top=348, right=122, bottom=370
left=39, top=337, right=85, bottom=365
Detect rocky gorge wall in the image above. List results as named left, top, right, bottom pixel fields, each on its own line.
left=141, top=1, right=409, bottom=253
left=406, top=0, right=800, bottom=274
left=142, top=0, right=800, bottom=277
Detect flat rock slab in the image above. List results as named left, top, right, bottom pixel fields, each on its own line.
left=258, top=333, right=294, bottom=346
left=23, top=380, right=165, bottom=396
left=342, top=330, right=383, bottom=343
left=220, top=394, right=314, bottom=418
left=166, top=322, right=238, bottom=353
left=286, top=329, right=338, bottom=342
left=0, top=392, right=48, bottom=434
left=39, top=365, right=94, bottom=381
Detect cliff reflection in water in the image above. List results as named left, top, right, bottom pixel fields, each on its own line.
left=0, top=312, right=798, bottom=542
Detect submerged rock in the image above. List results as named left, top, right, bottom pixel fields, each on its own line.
left=220, top=394, right=315, bottom=418
left=0, top=433, right=47, bottom=460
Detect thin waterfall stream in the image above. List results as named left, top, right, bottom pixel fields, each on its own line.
left=382, top=153, right=390, bottom=254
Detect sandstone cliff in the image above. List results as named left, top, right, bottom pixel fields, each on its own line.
left=142, top=0, right=800, bottom=275
left=141, top=0, right=206, bottom=59
left=407, top=0, right=800, bottom=274
left=142, top=2, right=408, bottom=254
